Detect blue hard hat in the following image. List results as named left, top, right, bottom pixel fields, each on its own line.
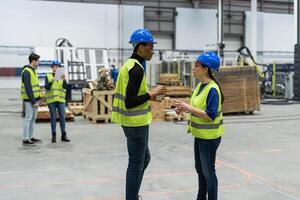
left=196, top=51, right=220, bottom=72
left=51, top=60, right=61, bottom=67
left=129, top=28, right=156, bottom=44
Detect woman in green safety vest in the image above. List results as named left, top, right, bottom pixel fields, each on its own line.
left=174, top=51, right=224, bottom=200
left=45, top=60, right=70, bottom=143
left=111, top=28, right=167, bottom=200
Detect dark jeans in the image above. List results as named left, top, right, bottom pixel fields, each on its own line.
left=194, top=137, right=221, bottom=200
left=122, top=125, right=151, bottom=200
left=48, top=102, right=66, bottom=135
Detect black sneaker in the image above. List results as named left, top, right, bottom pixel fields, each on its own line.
left=31, top=138, right=43, bottom=143
left=22, top=140, right=36, bottom=146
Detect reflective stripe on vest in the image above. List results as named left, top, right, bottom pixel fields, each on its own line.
left=188, top=119, right=224, bottom=129
left=46, top=73, right=66, bottom=104
left=21, top=67, right=41, bottom=100
left=112, top=106, right=151, bottom=116
left=111, top=59, right=152, bottom=127
left=187, top=81, right=224, bottom=139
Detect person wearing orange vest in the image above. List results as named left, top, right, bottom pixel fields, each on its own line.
left=174, top=52, right=224, bottom=200
left=21, top=53, right=42, bottom=145
left=112, top=28, right=166, bottom=200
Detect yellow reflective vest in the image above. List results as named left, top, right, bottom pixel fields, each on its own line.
left=21, top=67, right=41, bottom=100
left=188, top=81, right=224, bottom=139
left=111, top=58, right=152, bottom=127
left=45, top=73, right=66, bottom=104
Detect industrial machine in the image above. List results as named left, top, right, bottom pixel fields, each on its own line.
left=236, top=46, right=295, bottom=100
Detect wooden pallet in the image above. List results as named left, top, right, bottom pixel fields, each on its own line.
left=36, top=106, right=74, bottom=122
left=83, top=115, right=112, bottom=123
left=82, top=89, right=114, bottom=123
left=68, top=102, right=84, bottom=115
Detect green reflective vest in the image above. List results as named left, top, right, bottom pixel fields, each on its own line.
left=21, top=67, right=41, bottom=100
left=45, top=73, right=66, bottom=104
left=111, top=58, right=152, bottom=127
left=187, top=81, right=224, bottom=139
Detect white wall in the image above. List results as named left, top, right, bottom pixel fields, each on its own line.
left=0, top=0, right=143, bottom=49
left=245, top=11, right=294, bottom=52
left=0, top=0, right=143, bottom=67
left=245, top=11, right=294, bottom=63
left=175, top=8, right=218, bottom=50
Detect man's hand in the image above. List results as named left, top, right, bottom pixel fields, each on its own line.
left=61, top=74, right=65, bottom=80
left=149, top=85, right=167, bottom=100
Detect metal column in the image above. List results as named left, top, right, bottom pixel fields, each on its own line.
left=294, top=0, right=300, bottom=100
left=217, top=0, right=224, bottom=64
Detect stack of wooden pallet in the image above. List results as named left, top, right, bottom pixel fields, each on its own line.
left=68, top=102, right=84, bottom=116
left=215, top=66, right=260, bottom=114
left=151, top=74, right=192, bottom=121
left=165, top=86, right=192, bottom=97
left=82, top=88, right=114, bottom=123
left=36, top=106, right=74, bottom=121
left=151, top=96, right=190, bottom=121
left=158, top=73, right=182, bottom=86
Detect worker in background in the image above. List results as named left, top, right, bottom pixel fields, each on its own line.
left=45, top=60, right=70, bottom=143
left=110, top=64, right=119, bottom=85
left=112, top=28, right=167, bottom=200
left=174, top=52, right=224, bottom=200
left=21, top=53, right=42, bottom=145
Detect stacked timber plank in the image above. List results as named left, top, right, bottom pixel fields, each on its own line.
left=215, top=66, right=260, bottom=114
left=82, top=88, right=114, bottom=123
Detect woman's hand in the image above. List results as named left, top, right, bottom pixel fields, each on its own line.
left=173, top=100, right=193, bottom=113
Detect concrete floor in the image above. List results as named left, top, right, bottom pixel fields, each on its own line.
left=0, top=88, right=300, bottom=200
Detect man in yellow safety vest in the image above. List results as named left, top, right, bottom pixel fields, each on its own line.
left=21, top=53, right=42, bottom=146
left=112, top=28, right=167, bottom=200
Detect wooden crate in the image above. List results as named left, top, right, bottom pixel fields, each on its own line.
left=36, top=106, right=74, bottom=122
left=215, top=66, right=260, bottom=114
left=82, top=89, right=114, bottom=123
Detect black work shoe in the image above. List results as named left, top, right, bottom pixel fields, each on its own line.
left=22, top=140, right=36, bottom=146
left=51, top=135, right=56, bottom=143
left=61, top=132, right=70, bottom=142
left=31, top=138, right=42, bottom=143
left=61, top=136, right=70, bottom=142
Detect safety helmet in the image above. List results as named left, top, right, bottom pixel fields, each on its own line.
left=129, top=28, right=156, bottom=44
left=196, top=51, right=220, bottom=72
left=51, top=60, right=61, bottom=67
